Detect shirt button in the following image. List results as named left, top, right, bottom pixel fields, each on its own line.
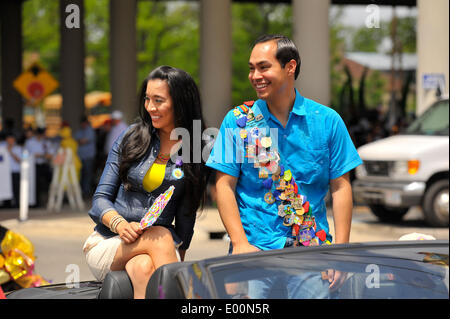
left=283, top=135, right=287, bottom=139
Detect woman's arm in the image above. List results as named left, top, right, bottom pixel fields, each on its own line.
left=89, top=129, right=129, bottom=225
left=174, top=193, right=196, bottom=255
left=101, top=210, right=143, bottom=244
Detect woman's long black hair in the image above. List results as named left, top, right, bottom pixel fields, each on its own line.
left=119, top=65, right=210, bottom=216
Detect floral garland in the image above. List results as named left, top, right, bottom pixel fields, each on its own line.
left=233, top=101, right=330, bottom=247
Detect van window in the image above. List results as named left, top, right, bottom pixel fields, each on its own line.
left=406, top=100, right=449, bottom=136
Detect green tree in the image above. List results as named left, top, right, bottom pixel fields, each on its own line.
left=85, top=0, right=110, bottom=92
left=22, top=0, right=60, bottom=83
left=231, top=3, right=292, bottom=107
left=350, top=26, right=387, bottom=52
left=136, top=1, right=200, bottom=85
left=331, top=10, right=415, bottom=119
left=348, top=15, right=416, bottom=54
left=364, top=70, right=386, bottom=109
left=395, top=16, right=416, bottom=53
left=329, top=7, right=349, bottom=114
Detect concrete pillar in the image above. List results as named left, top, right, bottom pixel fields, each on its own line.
left=59, top=0, right=86, bottom=131
left=292, top=0, right=330, bottom=106
left=416, top=0, right=449, bottom=115
left=200, top=0, right=232, bottom=129
left=109, top=0, right=137, bottom=125
left=1, top=0, right=24, bottom=130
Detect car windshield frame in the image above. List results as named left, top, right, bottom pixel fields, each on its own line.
left=404, top=99, right=449, bottom=136
left=204, top=242, right=449, bottom=299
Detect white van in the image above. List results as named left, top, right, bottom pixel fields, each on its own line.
left=352, top=97, right=449, bottom=227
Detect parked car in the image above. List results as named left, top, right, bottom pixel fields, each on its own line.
left=6, top=240, right=449, bottom=299
left=353, top=98, right=449, bottom=226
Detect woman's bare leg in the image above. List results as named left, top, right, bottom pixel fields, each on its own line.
left=110, top=226, right=178, bottom=298
left=125, top=254, right=155, bottom=299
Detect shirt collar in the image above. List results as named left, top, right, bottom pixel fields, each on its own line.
left=291, top=89, right=306, bottom=116
left=256, top=88, right=306, bottom=123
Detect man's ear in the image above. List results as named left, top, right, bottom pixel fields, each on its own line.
left=285, top=59, right=297, bottom=77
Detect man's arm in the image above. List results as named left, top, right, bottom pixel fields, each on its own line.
left=329, top=172, right=353, bottom=244
left=215, top=171, right=260, bottom=254
left=327, top=172, right=353, bottom=290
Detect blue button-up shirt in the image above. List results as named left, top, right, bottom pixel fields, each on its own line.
left=89, top=125, right=195, bottom=250
left=206, top=89, right=363, bottom=250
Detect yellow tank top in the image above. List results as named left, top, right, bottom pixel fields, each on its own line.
left=142, top=162, right=167, bottom=192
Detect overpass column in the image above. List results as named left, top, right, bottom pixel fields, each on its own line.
left=1, top=0, right=24, bottom=129
left=292, top=0, right=330, bottom=106
left=59, top=0, right=85, bottom=131
left=200, top=0, right=232, bottom=129
left=109, top=0, right=137, bottom=124
left=416, top=0, right=449, bottom=115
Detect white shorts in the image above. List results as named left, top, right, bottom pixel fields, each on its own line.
left=82, top=230, right=182, bottom=281
left=83, top=231, right=122, bottom=281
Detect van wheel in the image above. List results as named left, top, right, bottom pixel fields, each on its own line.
left=369, top=205, right=409, bottom=223
left=423, top=179, right=449, bottom=227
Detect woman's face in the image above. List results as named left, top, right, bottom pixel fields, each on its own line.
left=144, top=79, right=175, bottom=133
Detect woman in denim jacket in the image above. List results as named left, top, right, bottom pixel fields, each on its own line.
left=83, top=66, right=210, bottom=298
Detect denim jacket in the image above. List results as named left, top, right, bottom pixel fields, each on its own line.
left=89, top=125, right=195, bottom=250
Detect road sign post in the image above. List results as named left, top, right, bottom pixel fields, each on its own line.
left=13, top=62, right=59, bottom=106
left=13, top=62, right=59, bottom=220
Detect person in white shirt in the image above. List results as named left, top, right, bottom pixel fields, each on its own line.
left=25, top=127, right=52, bottom=207
left=104, top=111, right=128, bottom=156
left=5, top=133, right=22, bottom=208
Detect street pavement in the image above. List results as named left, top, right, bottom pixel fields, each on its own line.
left=0, top=203, right=448, bottom=284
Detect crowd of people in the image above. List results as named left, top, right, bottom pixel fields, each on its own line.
left=0, top=111, right=128, bottom=209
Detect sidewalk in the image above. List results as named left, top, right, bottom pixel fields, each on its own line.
left=1, top=204, right=447, bottom=244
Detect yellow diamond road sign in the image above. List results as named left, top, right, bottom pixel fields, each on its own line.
left=13, top=63, right=59, bottom=105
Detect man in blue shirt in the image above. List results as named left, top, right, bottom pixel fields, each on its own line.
left=206, top=34, right=362, bottom=296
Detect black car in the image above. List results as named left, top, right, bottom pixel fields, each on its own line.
left=6, top=240, right=449, bottom=299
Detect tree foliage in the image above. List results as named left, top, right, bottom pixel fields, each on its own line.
left=84, top=0, right=110, bottom=92
left=346, top=14, right=416, bottom=53
left=231, top=3, right=292, bottom=106
left=22, top=0, right=60, bottom=82
left=20, top=1, right=415, bottom=119
left=136, top=1, right=199, bottom=85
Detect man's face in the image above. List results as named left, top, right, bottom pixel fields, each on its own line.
left=248, top=40, right=291, bottom=101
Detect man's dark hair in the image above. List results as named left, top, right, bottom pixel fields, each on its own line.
left=253, top=34, right=301, bottom=80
